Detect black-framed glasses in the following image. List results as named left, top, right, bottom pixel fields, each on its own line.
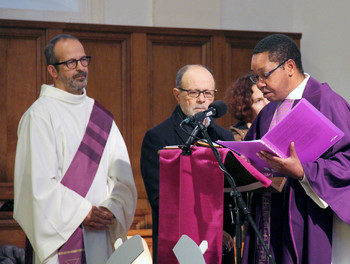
left=177, top=88, right=216, bottom=98
left=250, top=58, right=289, bottom=84
left=53, top=56, right=91, bottom=69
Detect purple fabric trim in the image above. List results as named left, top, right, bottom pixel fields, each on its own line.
left=58, top=100, right=113, bottom=264
left=256, top=99, right=294, bottom=264
left=90, top=100, right=113, bottom=127
left=78, top=142, right=101, bottom=164
left=58, top=227, right=86, bottom=264
left=88, top=120, right=109, bottom=139
left=288, top=187, right=299, bottom=263
left=256, top=193, right=271, bottom=264
left=86, top=126, right=107, bottom=146
left=61, top=101, right=113, bottom=195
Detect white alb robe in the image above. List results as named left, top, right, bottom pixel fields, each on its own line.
left=13, top=84, right=137, bottom=264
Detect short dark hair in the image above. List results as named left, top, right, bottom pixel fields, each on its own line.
left=44, top=34, right=78, bottom=70
left=175, top=64, right=215, bottom=88
left=253, top=34, right=304, bottom=74
left=225, top=73, right=255, bottom=122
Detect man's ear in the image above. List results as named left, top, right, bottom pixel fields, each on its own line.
left=286, top=59, right=297, bottom=76
left=47, top=65, right=58, bottom=79
left=173, top=88, right=181, bottom=103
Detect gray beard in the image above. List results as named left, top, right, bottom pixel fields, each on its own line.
left=59, top=75, right=88, bottom=93
left=71, top=77, right=88, bottom=92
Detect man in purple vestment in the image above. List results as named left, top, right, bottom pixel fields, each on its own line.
left=242, top=34, right=350, bottom=264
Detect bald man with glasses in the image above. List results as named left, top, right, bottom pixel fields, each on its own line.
left=140, top=64, right=236, bottom=263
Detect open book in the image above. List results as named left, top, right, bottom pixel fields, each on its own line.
left=217, top=98, right=344, bottom=174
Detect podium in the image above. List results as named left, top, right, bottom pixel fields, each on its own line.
left=158, top=146, right=285, bottom=263
left=158, top=146, right=229, bottom=264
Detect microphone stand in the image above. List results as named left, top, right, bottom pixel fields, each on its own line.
left=180, top=124, right=201, bottom=156
left=194, top=120, right=276, bottom=264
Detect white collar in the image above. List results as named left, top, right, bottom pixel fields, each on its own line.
left=285, top=73, right=310, bottom=100
left=40, top=84, right=87, bottom=105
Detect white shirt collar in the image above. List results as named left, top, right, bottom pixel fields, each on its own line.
left=285, top=73, right=310, bottom=100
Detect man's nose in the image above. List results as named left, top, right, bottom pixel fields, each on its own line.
left=76, top=60, right=87, bottom=70
left=196, top=92, right=206, bottom=102
left=257, top=80, right=266, bottom=90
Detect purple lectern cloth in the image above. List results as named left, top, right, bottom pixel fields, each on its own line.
left=58, top=101, right=113, bottom=264
left=158, top=146, right=231, bottom=264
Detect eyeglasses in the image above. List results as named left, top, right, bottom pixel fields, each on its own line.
left=250, top=58, right=289, bottom=84
left=53, top=56, right=91, bottom=69
left=177, top=88, right=216, bottom=98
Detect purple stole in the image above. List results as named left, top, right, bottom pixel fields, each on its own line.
left=158, top=146, right=230, bottom=264
left=256, top=99, right=294, bottom=264
left=57, top=100, right=113, bottom=264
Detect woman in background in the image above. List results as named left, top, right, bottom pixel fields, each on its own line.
left=225, top=73, right=269, bottom=141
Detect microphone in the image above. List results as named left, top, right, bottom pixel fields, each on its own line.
left=183, top=100, right=228, bottom=124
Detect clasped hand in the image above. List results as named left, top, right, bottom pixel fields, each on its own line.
left=83, top=206, right=114, bottom=231
left=257, top=142, right=304, bottom=180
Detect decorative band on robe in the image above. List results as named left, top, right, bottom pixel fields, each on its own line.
left=58, top=100, right=113, bottom=264
left=158, top=146, right=232, bottom=264
left=256, top=99, right=294, bottom=264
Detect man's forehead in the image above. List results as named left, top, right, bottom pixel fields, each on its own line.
left=54, top=39, right=85, bottom=59
left=182, top=69, right=214, bottom=89
left=251, top=52, right=273, bottom=71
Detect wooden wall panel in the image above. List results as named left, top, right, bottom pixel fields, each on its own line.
left=129, top=32, right=149, bottom=202
left=0, top=28, right=46, bottom=200
left=215, top=36, right=260, bottom=129
left=147, top=34, right=212, bottom=128
left=64, top=31, right=131, bottom=141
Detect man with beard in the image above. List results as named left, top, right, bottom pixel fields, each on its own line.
left=13, top=34, right=137, bottom=264
left=140, top=64, right=236, bottom=263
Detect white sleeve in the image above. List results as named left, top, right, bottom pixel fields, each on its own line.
left=99, top=122, right=137, bottom=242
left=299, top=174, right=328, bottom=208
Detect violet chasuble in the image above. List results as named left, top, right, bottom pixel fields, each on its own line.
left=57, top=100, right=113, bottom=264
left=158, top=146, right=231, bottom=264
